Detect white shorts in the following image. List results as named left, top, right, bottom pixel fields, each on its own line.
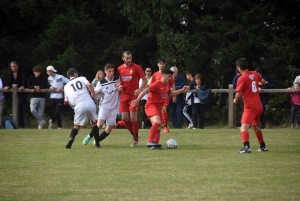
left=98, top=107, right=118, bottom=126
left=74, top=102, right=97, bottom=126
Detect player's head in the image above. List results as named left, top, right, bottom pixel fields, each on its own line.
left=67, top=68, right=78, bottom=78
left=104, top=63, right=115, bottom=80
left=161, top=68, right=173, bottom=83
left=157, top=58, right=166, bottom=71
left=236, top=58, right=248, bottom=70
left=122, top=51, right=132, bottom=66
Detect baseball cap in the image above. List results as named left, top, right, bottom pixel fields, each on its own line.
left=46, top=66, right=57, bottom=72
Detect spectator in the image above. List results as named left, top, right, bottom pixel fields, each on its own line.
left=118, top=51, right=148, bottom=147
left=0, top=77, right=4, bottom=128
left=255, top=67, right=270, bottom=129
left=92, top=70, right=105, bottom=127
left=46, top=66, right=69, bottom=129
left=28, top=66, right=48, bottom=129
left=234, top=58, right=268, bottom=154
left=287, top=82, right=300, bottom=128
left=184, top=71, right=196, bottom=129
left=139, top=67, right=152, bottom=128
left=232, top=68, right=244, bottom=128
left=151, top=58, right=175, bottom=133
left=191, top=74, right=207, bottom=129
left=293, top=75, right=300, bottom=84
left=3, top=61, right=27, bottom=128
left=169, top=67, right=185, bottom=128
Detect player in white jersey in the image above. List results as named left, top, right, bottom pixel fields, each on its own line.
left=47, top=66, right=70, bottom=129
left=64, top=68, right=100, bottom=149
left=83, top=64, right=122, bottom=146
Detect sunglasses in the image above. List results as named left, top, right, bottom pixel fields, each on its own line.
left=146, top=71, right=152, bottom=72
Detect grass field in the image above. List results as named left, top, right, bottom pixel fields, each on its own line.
left=0, top=128, right=299, bottom=201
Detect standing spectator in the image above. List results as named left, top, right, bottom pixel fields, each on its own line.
left=287, top=82, right=300, bottom=128
left=130, top=69, right=190, bottom=147
left=3, top=61, right=27, bottom=128
left=255, top=67, right=270, bottom=129
left=92, top=70, right=105, bottom=127
left=118, top=51, right=148, bottom=147
left=233, top=58, right=268, bottom=154
left=46, top=66, right=69, bottom=129
left=139, top=67, right=152, bottom=128
left=0, top=77, right=4, bottom=128
left=64, top=68, right=100, bottom=149
left=151, top=58, right=175, bottom=133
left=169, top=67, right=185, bottom=128
left=83, top=64, right=122, bottom=146
left=184, top=71, right=196, bottom=129
left=28, top=66, right=48, bottom=129
left=294, top=75, right=300, bottom=84
left=232, top=68, right=244, bottom=128
left=192, top=74, right=207, bottom=129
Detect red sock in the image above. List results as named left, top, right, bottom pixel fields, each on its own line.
left=132, top=121, right=139, bottom=141
left=153, top=126, right=161, bottom=143
left=124, top=120, right=133, bottom=134
left=162, top=112, right=168, bottom=127
left=255, top=130, right=264, bottom=144
left=149, top=123, right=160, bottom=143
left=241, top=131, right=249, bottom=142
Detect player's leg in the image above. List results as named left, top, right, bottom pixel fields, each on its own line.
left=252, top=113, right=268, bottom=152
left=66, top=124, right=80, bottom=149
left=129, top=96, right=140, bottom=147
left=238, top=110, right=252, bottom=153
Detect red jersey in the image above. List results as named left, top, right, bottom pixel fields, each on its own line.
left=118, top=62, right=145, bottom=95
left=236, top=71, right=263, bottom=110
left=151, top=71, right=174, bottom=86
left=146, top=80, right=171, bottom=108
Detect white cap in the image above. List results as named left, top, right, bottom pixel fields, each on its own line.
left=46, top=66, right=57, bottom=72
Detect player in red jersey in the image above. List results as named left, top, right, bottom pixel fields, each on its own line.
left=233, top=58, right=268, bottom=154
left=131, top=69, right=190, bottom=147
left=118, top=51, right=148, bottom=147
left=151, top=58, right=175, bottom=133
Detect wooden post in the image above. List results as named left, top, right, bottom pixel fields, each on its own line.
left=12, top=84, right=18, bottom=128
left=228, top=84, right=234, bottom=127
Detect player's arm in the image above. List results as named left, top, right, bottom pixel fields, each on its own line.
left=134, top=76, right=147, bottom=96
left=233, top=92, right=242, bottom=104
left=169, top=86, right=190, bottom=97
left=87, top=81, right=97, bottom=101
left=131, top=87, right=150, bottom=107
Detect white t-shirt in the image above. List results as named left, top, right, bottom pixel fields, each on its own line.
left=95, top=77, right=119, bottom=110
left=139, top=76, right=152, bottom=100
left=64, top=76, right=93, bottom=109
left=48, top=74, right=70, bottom=99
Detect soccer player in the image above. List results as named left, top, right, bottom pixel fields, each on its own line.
left=82, top=64, right=121, bottom=146
left=130, top=69, right=190, bottom=147
left=46, top=66, right=69, bottom=129
left=118, top=51, right=148, bottom=147
left=64, top=68, right=100, bottom=149
left=151, top=58, right=175, bottom=133
left=233, top=58, right=268, bottom=153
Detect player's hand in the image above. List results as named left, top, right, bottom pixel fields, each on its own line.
left=134, top=88, right=142, bottom=96
left=172, top=96, right=176, bottom=103
left=130, top=99, right=138, bottom=107
left=118, top=84, right=123, bottom=91
left=233, top=98, right=238, bottom=104
left=182, top=86, right=190, bottom=92
left=161, top=106, right=167, bottom=113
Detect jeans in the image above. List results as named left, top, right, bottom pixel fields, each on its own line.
left=0, top=99, right=4, bottom=128
left=192, top=103, right=205, bottom=129
left=30, top=97, right=45, bottom=122
left=169, top=100, right=183, bottom=128
left=291, top=104, right=300, bottom=125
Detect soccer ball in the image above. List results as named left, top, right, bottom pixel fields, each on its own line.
left=166, top=138, right=178, bottom=149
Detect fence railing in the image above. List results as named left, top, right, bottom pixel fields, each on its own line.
left=1, top=84, right=299, bottom=128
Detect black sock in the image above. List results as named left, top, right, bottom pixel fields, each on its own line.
left=244, top=142, right=250, bottom=148
left=91, top=126, right=100, bottom=146
left=99, top=131, right=109, bottom=142
left=133, top=134, right=138, bottom=138
left=260, top=141, right=266, bottom=148
left=70, top=128, right=78, bottom=139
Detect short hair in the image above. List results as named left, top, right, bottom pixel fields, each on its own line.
left=33, top=66, right=42, bottom=72
left=236, top=58, right=248, bottom=70
left=194, top=74, right=203, bottom=81
left=95, top=70, right=104, bottom=80
left=66, top=68, right=78, bottom=78
left=186, top=70, right=194, bottom=77
left=170, top=66, right=178, bottom=72
left=162, top=68, right=173, bottom=75
left=254, top=67, right=263, bottom=74
left=10, top=61, right=19, bottom=66
left=122, top=51, right=131, bottom=57
left=104, top=63, right=115, bottom=71
left=157, top=58, right=166, bottom=63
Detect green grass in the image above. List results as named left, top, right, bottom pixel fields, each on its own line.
left=0, top=128, right=299, bottom=201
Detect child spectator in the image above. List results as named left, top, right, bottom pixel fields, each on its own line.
left=287, top=82, right=300, bottom=128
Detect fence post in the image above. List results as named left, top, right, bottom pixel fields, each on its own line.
left=12, top=84, right=18, bottom=128
left=228, top=84, right=234, bottom=127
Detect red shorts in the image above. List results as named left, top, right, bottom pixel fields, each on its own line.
left=145, top=103, right=163, bottom=117
left=242, top=107, right=263, bottom=126
left=119, top=93, right=139, bottom=112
